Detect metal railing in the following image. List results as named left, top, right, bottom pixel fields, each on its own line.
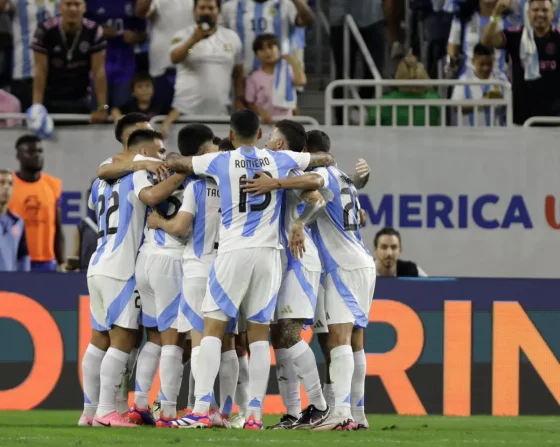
left=324, top=79, right=513, bottom=127
left=522, top=117, right=560, bottom=127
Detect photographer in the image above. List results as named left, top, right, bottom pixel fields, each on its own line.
left=161, top=0, right=244, bottom=136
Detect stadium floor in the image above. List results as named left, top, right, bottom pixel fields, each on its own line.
left=0, top=412, right=557, bottom=446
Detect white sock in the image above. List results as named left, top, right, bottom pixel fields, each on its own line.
left=288, top=340, right=327, bottom=411
left=193, top=337, right=221, bottom=414
left=160, top=345, right=183, bottom=419
left=323, top=383, right=335, bottom=408
left=134, top=342, right=161, bottom=409
left=235, top=355, right=250, bottom=418
left=188, top=347, right=200, bottom=409
left=275, top=348, right=301, bottom=418
left=351, top=350, right=367, bottom=423
left=247, top=341, right=271, bottom=421
left=97, top=347, right=130, bottom=418
left=329, top=345, right=354, bottom=419
left=219, top=350, right=239, bottom=417
left=82, top=344, right=106, bottom=418
left=116, top=347, right=138, bottom=414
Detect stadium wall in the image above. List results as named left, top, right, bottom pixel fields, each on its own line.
left=0, top=126, right=556, bottom=278
left=1, top=273, right=560, bottom=415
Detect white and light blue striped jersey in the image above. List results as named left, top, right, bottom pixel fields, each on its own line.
left=12, top=0, right=58, bottom=80
left=281, top=169, right=321, bottom=273
left=220, top=0, right=297, bottom=75
left=192, top=146, right=310, bottom=253
left=141, top=176, right=191, bottom=257
left=87, top=170, right=153, bottom=280
left=310, top=167, right=374, bottom=273
left=180, top=177, right=221, bottom=279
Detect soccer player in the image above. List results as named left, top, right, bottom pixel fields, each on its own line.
left=147, top=124, right=238, bottom=428
left=0, top=169, right=30, bottom=272
left=242, top=137, right=375, bottom=431
left=82, top=130, right=186, bottom=428
left=164, top=110, right=334, bottom=429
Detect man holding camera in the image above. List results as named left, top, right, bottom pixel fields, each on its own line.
left=162, top=0, right=244, bottom=135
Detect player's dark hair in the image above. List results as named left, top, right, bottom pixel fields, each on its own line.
left=212, top=136, right=222, bottom=145
left=194, top=0, right=221, bottom=7
left=115, top=113, right=150, bottom=143
left=374, top=227, right=402, bottom=248
left=177, top=124, right=215, bottom=157
left=473, top=43, right=493, bottom=57
left=130, top=72, right=154, bottom=91
left=275, top=120, right=307, bottom=152
left=305, top=130, right=330, bottom=153
left=15, top=134, right=41, bottom=150
left=218, top=138, right=235, bottom=151
left=127, top=129, right=163, bottom=148
left=252, top=33, right=280, bottom=54
left=230, top=109, right=260, bottom=140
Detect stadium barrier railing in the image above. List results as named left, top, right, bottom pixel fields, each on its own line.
left=522, top=117, right=560, bottom=127
left=324, top=79, right=513, bottom=127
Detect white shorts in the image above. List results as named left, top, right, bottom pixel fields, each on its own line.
left=312, top=274, right=328, bottom=334
left=202, top=248, right=282, bottom=325
left=324, top=267, right=376, bottom=329
left=273, top=266, right=321, bottom=323
left=88, top=274, right=139, bottom=331
left=179, top=276, right=206, bottom=334
left=135, top=251, right=183, bottom=332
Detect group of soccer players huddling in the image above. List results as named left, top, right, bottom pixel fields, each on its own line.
left=79, top=109, right=375, bottom=432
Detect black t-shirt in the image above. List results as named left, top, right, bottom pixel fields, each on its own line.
left=396, top=260, right=420, bottom=277
left=503, top=27, right=560, bottom=125
left=118, top=99, right=163, bottom=119
left=31, top=17, right=106, bottom=101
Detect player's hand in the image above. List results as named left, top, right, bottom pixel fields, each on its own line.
left=141, top=160, right=170, bottom=182
left=241, top=171, right=279, bottom=196
left=355, top=158, right=370, bottom=179
left=147, top=211, right=163, bottom=230
left=494, top=0, right=511, bottom=15
left=289, top=221, right=306, bottom=259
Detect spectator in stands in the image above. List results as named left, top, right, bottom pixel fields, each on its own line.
left=452, top=43, right=509, bottom=126
left=67, top=180, right=97, bottom=272
left=7, top=0, right=58, bottom=111
left=0, top=7, right=11, bottom=89
left=86, top=0, right=147, bottom=109
left=374, top=227, right=428, bottom=277
left=162, top=0, right=244, bottom=137
left=329, top=0, right=385, bottom=125
left=384, top=0, right=406, bottom=59
left=367, top=50, right=442, bottom=126
left=220, top=0, right=314, bottom=76
left=31, top=0, right=109, bottom=122
left=135, top=0, right=194, bottom=113
left=8, top=135, right=65, bottom=272
left=245, top=34, right=306, bottom=124
left=112, top=73, right=163, bottom=122
left=0, top=169, right=30, bottom=272
left=0, top=89, right=21, bottom=128
left=509, top=0, right=560, bottom=27
left=482, top=0, right=560, bottom=125
left=447, top=0, right=512, bottom=78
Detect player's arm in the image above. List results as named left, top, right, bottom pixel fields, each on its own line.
left=308, top=152, right=335, bottom=168
left=16, top=226, right=31, bottom=272
left=352, top=158, right=370, bottom=190
left=165, top=154, right=194, bottom=175
left=289, top=190, right=325, bottom=259
left=138, top=173, right=188, bottom=207
left=242, top=171, right=324, bottom=196
left=147, top=210, right=194, bottom=235
left=97, top=153, right=170, bottom=181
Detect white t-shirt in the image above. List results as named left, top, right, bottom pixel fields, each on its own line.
left=12, top=0, right=58, bottom=80
left=148, top=0, right=194, bottom=77
left=87, top=170, right=153, bottom=280
left=451, top=70, right=510, bottom=127
left=181, top=177, right=221, bottom=279
left=170, top=25, right=242, bottom=115
left=311, top=167, right=374, bottom=273
left=191, top=146, right=310, bottom=254
left=220, top=0, right=297, bottom=75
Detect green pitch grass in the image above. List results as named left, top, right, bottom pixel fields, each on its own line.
left=0, top=411, right=558, bottom=446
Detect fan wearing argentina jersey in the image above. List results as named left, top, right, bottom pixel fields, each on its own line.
left=260, top=120, right=331, bottom=430
left=85, top=130, right=187, bottom=429
left=165, top=110, right=333, bottom=430
left=147, top=124, right=238, bottom=429
left=220, top=0, right=314, bottom=75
